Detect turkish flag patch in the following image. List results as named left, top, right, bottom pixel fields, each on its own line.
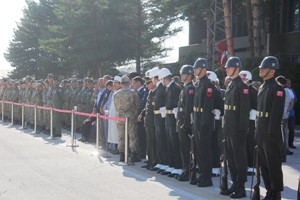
left=243, top=89, right=249, bottom=94
left=188, top=89, right=194, bottom=94
left=276, top=91, right=283, bottom=97
left=207, top=88, right=213, bottom=97
left=242, top=73, right=247, bottom=78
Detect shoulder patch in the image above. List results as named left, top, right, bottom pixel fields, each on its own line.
left=276, top=91, right=283, bottom=97
left=243, top=89, right=249, bottom=94
left=207, top=88, right=213, bottom=93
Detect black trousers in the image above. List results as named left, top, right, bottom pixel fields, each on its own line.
left=225, top=134, right=248, bottom=187
left=247, top=120, right=256, bottom=168
left=212, top=120, right=222, bottom=168
left=137, top=121, right=147, bottom=159
left=257, top=134, right=283, bottom=192
left=165, top=114, right=182, bottom=169
left=145, top=124, right=157, bottom=167
left=154, top=114, right=167, bottom=165
left=82, top=119, right=92, bottom=140
left=288, top=115, right=296, bottom=146
left=196, top=126, right=212, bottom=179
left=179, top=127, right=191, bottom=173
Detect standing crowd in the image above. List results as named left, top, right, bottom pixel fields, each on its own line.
left=0, top=55, right=297, bottom=200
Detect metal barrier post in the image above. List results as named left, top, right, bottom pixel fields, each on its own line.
left=96, top=113, right=99, bottom=151
left=125, top=118, right=128, bottom=164
left=21, top=104, right=24, bottom=129
left=34, top=106, right=37, bottom=133
left=50, top=107, right=53, bottom=138
left=2, top=101, right=4, bottom=122
left=71, top=109, right=74, bottom=146
left=11, top=103, right=14, bottom=125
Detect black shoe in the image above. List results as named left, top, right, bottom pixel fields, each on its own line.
left=119, top=152, right=125, bottom=162
left=78, top=137, right=87, bottom=142
left=190, top=174, right=203, bottom=185
left=53, top=134, right=62, bottom=137
left=220, top=184, right=236, bottom=196
left=141, top=165, right=149, bottom=169
left=161, top=171, right=171, bottom=175
left=168, top=173, right=176, bottom=178
left=229, top=189, right=246, bottom=199
left=286, top=149, right=293, bottom=155
left=197, top=177, right=212, bottom=187
left=178, top=173, right=190, bottom=182
left=289, top=145, right=296, bottom=149
left=129, top=152, right=140, bottom=163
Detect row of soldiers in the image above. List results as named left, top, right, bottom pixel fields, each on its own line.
left=0, top=74, right=99, bottom=136
left=134, top=56, right=284, bottom=200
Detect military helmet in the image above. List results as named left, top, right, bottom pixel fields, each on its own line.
left=148, top=67, right=160, bottom=78
left=121, top=75, right=131, bottom=83
left=180, top=65, right=194, bottom=75
left=158, top=68, right=172, bottom=79
left=239, top=70, right=252, bottom=80
left=225, top=57, right=242, bottom=68
left=259, top=56, right=279, bottom=70
left=193, top=58, right=208, bottom=69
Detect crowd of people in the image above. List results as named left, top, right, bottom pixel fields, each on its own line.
left=0, top=55, right=297, bottom=200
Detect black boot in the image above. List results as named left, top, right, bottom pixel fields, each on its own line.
left=119, top=152, right=125, bottom=162
left=197, top=176, right=213, bottom=187
left=229, top=186, right=246, bottom=199
left=220, top=183, right=236, bottom=195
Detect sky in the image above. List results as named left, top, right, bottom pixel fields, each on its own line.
left=0, top=1, right=188, bottom=76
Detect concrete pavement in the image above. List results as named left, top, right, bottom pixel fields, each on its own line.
left=0, top=122, right=299, bottom=200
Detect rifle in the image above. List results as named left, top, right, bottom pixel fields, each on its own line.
left=189, top=134, right=197, bottom=182
left=220, top=139, right=228, bottom=192
left=251, top=145, right=260, bottom=200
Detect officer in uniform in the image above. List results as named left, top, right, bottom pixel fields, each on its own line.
left=239, top=70, right=258, bottom=174
left=132, top=76, right=149, bottom=160
left=138, top=75, right=157, bottom=170
left=192, top=58, right=224, bottom=187
left=150, top=67, right=168, bottom=172
left=177, top=65, right=195, bottom=181
left=159, top=68, right=182, bottom=177
left=255, top=56, right=285, bottom=200
left=220, top=57, right=250, bottom=198
left=206, top=71, right=224, bottom=175
left=114, top=75, right=140, bottom=164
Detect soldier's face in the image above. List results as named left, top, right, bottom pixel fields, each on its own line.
left=226, top=67, right=236, bottom=77
left=113, top=81, right=121, bottom=90
left=259, top=68, right=275, bottom=79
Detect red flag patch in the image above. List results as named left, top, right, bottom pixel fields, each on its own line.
left=242, top=73, right=247, bottom=78
left=188, top=89, right=194, bottom=94
left=207, top=88, right=213, bottom=97
left=243, top=89, right=249, bottom=94
left=277, top=91, right=283, bottom=97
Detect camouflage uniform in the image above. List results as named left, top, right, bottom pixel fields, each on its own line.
left=114, top=85, right=140, bottom=154
left=52, top=81, right=64, bottom=137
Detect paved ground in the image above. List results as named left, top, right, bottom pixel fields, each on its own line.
left=0, top=122, right=299, bottom=200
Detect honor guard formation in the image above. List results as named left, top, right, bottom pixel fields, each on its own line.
left=0, top=56, right=298, bottom=200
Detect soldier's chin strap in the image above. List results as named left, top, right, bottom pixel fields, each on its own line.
left=261, top=68, right=272, bottom=79
left=230, top=67, right=238, bottom=77
left=197, top=68, right=204, bottom=77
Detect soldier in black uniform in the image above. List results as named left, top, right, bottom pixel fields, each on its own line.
left=239, top=70, right=258, bottom=174
left=150, top=67, right=168, bottom=172
left=192, top=58, right=224, bottom=187
left=177, top=65, right=195, bottom=181
left=139, top=76, right=157, bottom=170
left=220, top=57, right=250, bottom=198
left=255, top=56, right=285, bottom=200
left=159, top=68, right=182, bottom=177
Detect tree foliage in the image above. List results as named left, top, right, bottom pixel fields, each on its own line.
left=5, top=0, right=181, bottom=78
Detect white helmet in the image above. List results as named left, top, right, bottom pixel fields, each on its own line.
left=239, top=70, right=252, bottom=81
left=158, top=68, right=172, bottom=79
left=148, top=67, right=160, bottom=78
left=206, top=71, right=217, bottom=82
left=145, top=69, right=151, bottom=77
